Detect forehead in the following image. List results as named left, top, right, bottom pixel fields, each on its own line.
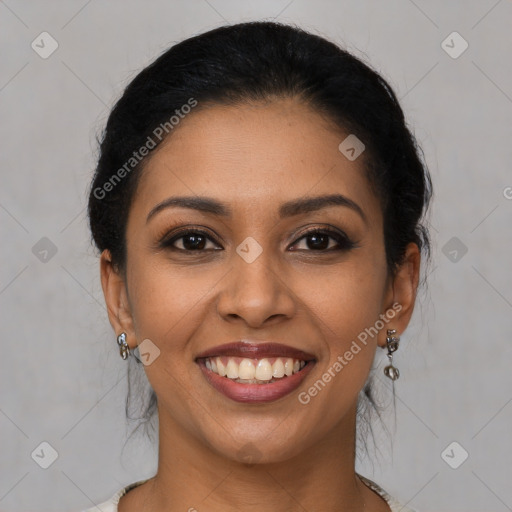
left=132, top=99, right=381, bottom=224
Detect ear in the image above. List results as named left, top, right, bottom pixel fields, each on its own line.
left=378, top=242, right=421, bottom=348
left=100, top=249, right=136, bottom=350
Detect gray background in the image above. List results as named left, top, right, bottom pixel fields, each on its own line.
left=1, top=1, right=511, bottom=511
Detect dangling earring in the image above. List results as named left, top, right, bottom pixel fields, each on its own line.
left=117, top=332, right=130, bottom=360
left=383, top=329, right=400, bottom=380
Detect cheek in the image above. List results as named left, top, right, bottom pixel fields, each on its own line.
left=301, top=256, right=387, bottom=388
left=125, top=258, right=213, bottom=422
left=293, top=266, right=386, bottom=429
left=298, top=257, right=387, bottom=338
left=125, top=252, right=204, bottom=345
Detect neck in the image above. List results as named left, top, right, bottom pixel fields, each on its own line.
left=141, top=402, right=373, bottom=512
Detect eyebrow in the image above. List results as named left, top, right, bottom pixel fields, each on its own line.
left=146, top=193, right=367, bottom=224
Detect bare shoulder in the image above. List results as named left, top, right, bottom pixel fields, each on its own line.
left=117, top=480, right=155, bottom=512
left=357, top=477, right=394, bottom=512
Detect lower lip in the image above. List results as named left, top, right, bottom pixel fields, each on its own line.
left=197, top=360, right=316, bottom=403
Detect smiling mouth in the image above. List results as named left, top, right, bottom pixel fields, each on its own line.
left=201, top=356, right=310, bottom=384
left=195, top=341, right=317, bottom=402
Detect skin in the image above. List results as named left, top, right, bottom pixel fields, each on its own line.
left=100, top=97, right=420, bottom=512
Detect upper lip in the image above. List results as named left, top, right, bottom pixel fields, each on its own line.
left=195, top=341, right=316, bottom=361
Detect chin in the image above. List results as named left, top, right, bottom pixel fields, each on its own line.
left=202, top=423, right=308, bottom=466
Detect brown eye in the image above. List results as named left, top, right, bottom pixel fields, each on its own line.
left=290, top=229, right=356, bottom=252
left=159, top=227, right=357, bottom=254
left=161, top=229, right=220, bottom=252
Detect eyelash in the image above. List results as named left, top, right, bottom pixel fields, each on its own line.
left=158, top=226, right=358, bottom=254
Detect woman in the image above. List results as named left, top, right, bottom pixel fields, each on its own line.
left=84, top=20, right=431, bottom=512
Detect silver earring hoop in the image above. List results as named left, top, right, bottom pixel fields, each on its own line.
left=117, top=332, right=130, bottom=360
left=383, top=329, right=400, bottom=381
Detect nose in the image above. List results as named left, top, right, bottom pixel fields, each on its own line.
left=216, top=246, right=296, bottom=328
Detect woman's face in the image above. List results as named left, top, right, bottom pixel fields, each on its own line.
left=102, top=98, right=418, bottom=463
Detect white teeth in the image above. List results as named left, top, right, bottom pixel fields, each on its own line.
left=226, top=359, right=239, bottom=379
left=216, top=358, right=226, bottom=377
left=255, top=359, right=272, bottom=381
left=206, top=356, right=307, bottom=382
left=238, top=359, right=255, bottom=380
left=272, top=359, right=285, bottom=378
